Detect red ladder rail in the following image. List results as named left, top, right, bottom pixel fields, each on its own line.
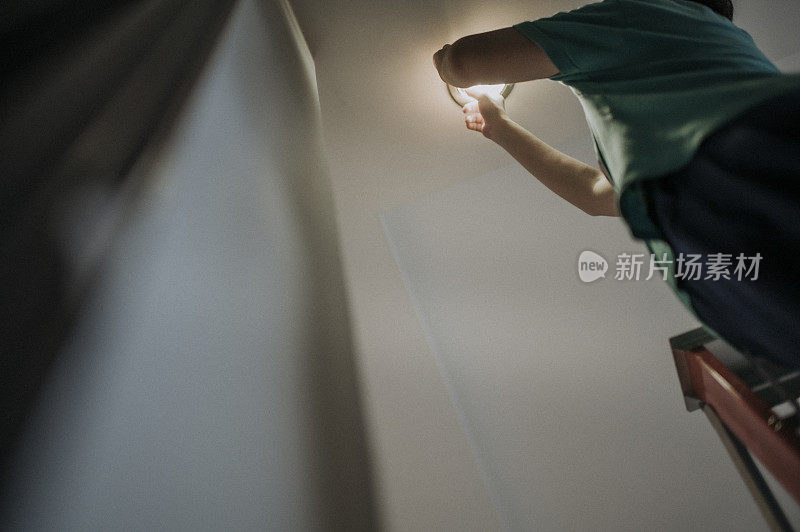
left=670, top=330, right=800, bottom=508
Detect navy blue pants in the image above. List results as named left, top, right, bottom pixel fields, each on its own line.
left=642, top=88, right=800, bottom=370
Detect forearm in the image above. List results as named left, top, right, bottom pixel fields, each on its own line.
left=490, top=118, right=619, bottom=216
left=435, top=29, right=558, bottom=87
left=437, top=36, right=504, bottom=87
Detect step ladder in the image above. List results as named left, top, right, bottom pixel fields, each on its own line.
left=670, top=328, right=800, bottom=531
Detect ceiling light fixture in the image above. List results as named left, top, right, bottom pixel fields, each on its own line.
left=447, top=83, right=514, bottom=107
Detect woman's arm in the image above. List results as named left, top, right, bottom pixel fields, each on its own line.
left=464, top=92, right=618, bottom=217
left=433, top=28, right=559, bottom=87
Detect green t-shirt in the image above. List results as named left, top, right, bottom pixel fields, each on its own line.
left=514, top=0, right=800, bottom=315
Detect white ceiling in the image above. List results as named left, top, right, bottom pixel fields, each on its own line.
left=288, top=1, right=800, bottom=529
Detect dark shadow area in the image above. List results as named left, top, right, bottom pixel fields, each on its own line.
left=0, top=0, right=237, bottom=465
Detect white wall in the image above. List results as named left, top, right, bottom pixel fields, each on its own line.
left=381, top=141, right=800, bottom=531
left=0, top=0, right=375, bottom=529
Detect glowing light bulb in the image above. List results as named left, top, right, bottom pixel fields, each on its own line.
left=447, top=83, right=513, bottom=106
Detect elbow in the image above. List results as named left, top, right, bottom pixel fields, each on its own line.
left=583, top=203, right=607, bottom=217
left=585, top=174, right=620, bottom=217
left=585, top=199, right=620, bottom=217
left=586, top=206, right=618, bottom=217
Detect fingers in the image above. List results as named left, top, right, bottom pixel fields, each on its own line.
left=464, top=113, right=484, bottom=133
left=463, top=87, right=505, bottom=111
left=467, top=122, right=483, bottom=133
left=465, top=91, right=501, bottom=116
left=461, top=101, right=479, bottom=114
left=464, top=87, right=486, bottom=99
left=460, top=88, right=489, bottom=135
left=465, top=120, right=484, bottom=133
left=464, top=88, right=495, bottom=106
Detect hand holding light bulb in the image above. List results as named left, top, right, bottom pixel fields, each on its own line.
left=462, top=88, right=508, bottom=140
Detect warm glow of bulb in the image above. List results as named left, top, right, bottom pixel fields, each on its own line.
left=447, top=82, right=513, bottom=107
left=456, top=84, right=505, bottom=99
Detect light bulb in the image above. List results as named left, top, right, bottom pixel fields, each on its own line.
left=447, top=83, right=513, bottom=106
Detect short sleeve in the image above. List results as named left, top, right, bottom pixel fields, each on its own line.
left=513, top=0, right=628, bottom=81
